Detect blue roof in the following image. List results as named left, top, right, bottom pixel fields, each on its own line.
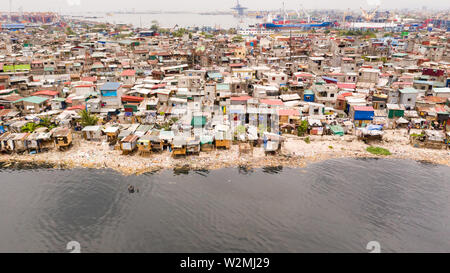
left=208, top=72, right=223, bottom=78
left=3, top=24, right=25, bottom=29
left=100, top=82, right=121, bottom=91
left=322, top=76, right=338, bottom=82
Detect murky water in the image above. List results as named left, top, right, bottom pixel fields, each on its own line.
left=70, top=12, right=261, bottom=29
left=0, top=158, right=449, bottom=252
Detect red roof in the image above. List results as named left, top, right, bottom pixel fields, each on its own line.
left=294, top=73, right=314, bottom=78
left=122, top=134, right=139, bottom=143
left=75, top=84, right=95, bottom=88
left=229, top=63, right=245, bottom=67
left=353, top=106, right=374, bottom=112
left=67, top=105, right=85, bottom=110
left=338, top=92, right=354, bottom=99
left=337, top=83, right=356, bottom=89
left=0, top=109, right=11, bottom=117
left=435, top=106, right=447, bottom=113
left=121, top=69, right=136, bottom=77
left=231, top=96, right=252, bottom=101
left=151, top=83, right=166, bottom=89
left=121, top=95, right=144, bottom=102
left=425, top=96, right=447, bottom=104
left=31, top=90, right=59, bottom=96
left=278, top=109, right=299, bottom=116
left=260, top=99, right=283, bottom=106
left=81, top=76, right=97, bottom=82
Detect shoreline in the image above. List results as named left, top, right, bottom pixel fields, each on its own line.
left=0, top=153, right=448, bottom=175
left=1, top=130, right=449, bottom=175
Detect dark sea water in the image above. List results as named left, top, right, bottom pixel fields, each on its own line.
left=0, top=158, right=449, bottom=253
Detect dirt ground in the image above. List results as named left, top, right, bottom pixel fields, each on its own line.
left=1, top=129, right=449, bottom=175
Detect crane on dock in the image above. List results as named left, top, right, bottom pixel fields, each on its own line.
left=298, top=5, right=310, bottom=23
left=231, top=0, right=248, bottom=17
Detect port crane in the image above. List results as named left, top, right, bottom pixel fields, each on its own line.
left=360, top=6, right=379, bottom=22
left=296, top=5, right=310, bottom=23
left=231, top=0, right=247, bottom=17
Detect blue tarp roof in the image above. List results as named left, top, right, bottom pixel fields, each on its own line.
left=322, top=76, right=338, bottom=82
left=367, top=124, right=383, bottom=131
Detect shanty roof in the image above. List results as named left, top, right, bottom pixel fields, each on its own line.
left=122, top=134, right=139, bottom=142
left=100, top=82, right=121, bottom=91
left=121, top=69, right=136, bottom=77
left=31, top=90, right=59, bottom=96
left=14, top=96, right=48, bottom=104
left=353, top=106, right=374, bottom=112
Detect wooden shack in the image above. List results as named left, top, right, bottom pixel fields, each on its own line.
left=149, top=133, right=163, bottom=153
left=214, top=124, right=232, bottom=149
left=26, top=128, right=53, bottom=153
left=410, top=130, right=447, bottom=149
left=172, top=135, right=187, bottom=157
left=186, top=137, right=201, bottom=155
left=263, top=132, right=282, bottom=155
left=200, top=134, right=214, bottom=152
left=159, top=130, right=175, bottom=150
left=120, top=134, right=139, bottom=155
left=103, top=126, right=120, bottom=145
left=0, top=132, right=13, bottom=153
left=82, top=125, right=102, bottom=141
left=137, top=135, right=152, bottom=156
left=11, top=133, right=29, bottom=153
left=53, top=128, right=73, bottom=150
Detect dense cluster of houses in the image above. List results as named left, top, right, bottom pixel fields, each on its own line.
left=0, top=19, right=449, bottom=157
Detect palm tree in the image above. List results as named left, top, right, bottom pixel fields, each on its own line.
left=38, top=116, right=53, bottom=129
left=21, top=122, right=37, bottom=133
left=79, top=110, right=99, bottom=127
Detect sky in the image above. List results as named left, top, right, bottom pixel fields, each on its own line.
left=1, top=0, right=449, bottom=12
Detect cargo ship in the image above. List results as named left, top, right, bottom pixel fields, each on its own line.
left=261, top=20, right=333, bottom=29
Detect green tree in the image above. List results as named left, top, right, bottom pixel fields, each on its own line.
left=150, top=20, right=159, bottom=32
left=37, top=116, right=56, bottom=130
left=79, top=110, right=99, bottom=127
left=297, top=120, right=308, bottom=136
left=21, top=122, right=38, bottom=133
left=65, top=27, right=76, bottom=36
left=232, top=35, right=244, bottom=43
left=172, top=28, right=187, bottom=37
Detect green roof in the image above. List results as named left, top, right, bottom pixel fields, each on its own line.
left=330, top=125, right=344, bottom=136
left=14, top=96, right=48, bottom=104
left=216, top=83, right=230, bottom=91
left=392, top=53, right=408, bottom=57
left=191, top=116, right=206, bottom=127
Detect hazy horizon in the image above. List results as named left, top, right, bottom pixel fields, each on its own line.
left=0, top=0, right=449, bottom=13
